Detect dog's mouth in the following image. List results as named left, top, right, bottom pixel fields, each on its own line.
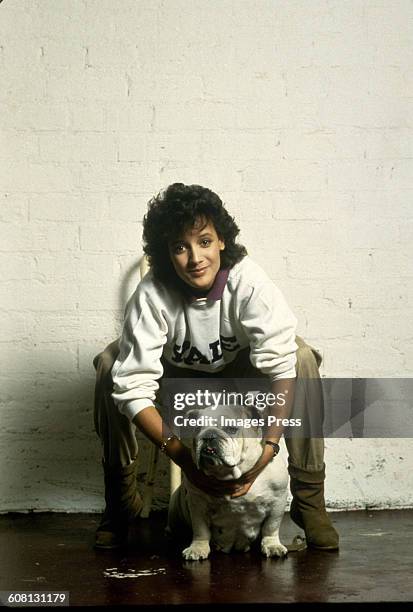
left=199, top=444, right=237, bottom=469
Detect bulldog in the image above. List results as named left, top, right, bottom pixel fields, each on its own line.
left=167, top=404, right=289, bottom=561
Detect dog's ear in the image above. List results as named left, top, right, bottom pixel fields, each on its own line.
left=246, top=390, right=270, bottom=419
left=185, top=409, right=201, bottom=420
left=242, top=394, right=263, bottom=421
left=179, top=409, right=202, bottom=449
left=238, top=398, right=265, bottom=441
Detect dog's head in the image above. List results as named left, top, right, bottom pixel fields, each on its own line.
left=184, top=404, right=263, bottom=480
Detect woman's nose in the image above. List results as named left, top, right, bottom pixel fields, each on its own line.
left=188, top=246, right=202, bottom=264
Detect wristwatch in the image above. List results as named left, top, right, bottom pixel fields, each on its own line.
left=264, top=440, right=280, bottom=457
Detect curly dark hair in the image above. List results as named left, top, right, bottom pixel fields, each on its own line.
left=142, top=183, right=247, bottom=288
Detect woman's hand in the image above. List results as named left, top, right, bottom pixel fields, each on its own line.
left=230, top=444, right=274, bottom=498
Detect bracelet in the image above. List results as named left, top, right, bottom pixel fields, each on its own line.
left=160, top=434, right=176, bottom=454
left=264, top=440, right=280, bottom=457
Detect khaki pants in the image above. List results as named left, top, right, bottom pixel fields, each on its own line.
left=93, top=336, right=325, bottom=478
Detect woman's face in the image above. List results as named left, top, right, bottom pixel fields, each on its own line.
left=168, top=218, right=225, bottom=292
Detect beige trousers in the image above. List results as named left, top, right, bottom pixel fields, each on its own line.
left=93, top=336, right=325, bottom=479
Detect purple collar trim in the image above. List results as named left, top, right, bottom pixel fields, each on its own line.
left=186, top=268, right=230, bottom=303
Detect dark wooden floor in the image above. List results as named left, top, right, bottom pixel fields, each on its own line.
left=0, top=509, right=411, bottom=606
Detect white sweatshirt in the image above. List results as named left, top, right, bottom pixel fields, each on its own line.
left=111, top=255, right=298, bottom=422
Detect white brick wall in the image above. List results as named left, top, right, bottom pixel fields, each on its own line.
left=1, top=0, right=412, bottom=514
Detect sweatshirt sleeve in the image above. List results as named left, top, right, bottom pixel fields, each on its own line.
left=111, top=286, right=168, bottom=422
left=239, top=281, right=298, bottom=380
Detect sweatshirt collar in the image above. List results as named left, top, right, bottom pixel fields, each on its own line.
left=182, top=268, right=230, bottom=303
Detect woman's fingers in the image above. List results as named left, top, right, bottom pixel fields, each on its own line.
left=230, top=483, right=252, bottom=498
left=185, top=464, right=255, bottom=497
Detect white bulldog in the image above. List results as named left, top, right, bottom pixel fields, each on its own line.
left=167, top=404, right=289, bottom=561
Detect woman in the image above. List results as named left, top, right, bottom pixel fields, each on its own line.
left=93, top=183, right=339, bottom=552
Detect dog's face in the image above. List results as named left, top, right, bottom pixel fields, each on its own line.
left=185, top=405, right=262, bottom=481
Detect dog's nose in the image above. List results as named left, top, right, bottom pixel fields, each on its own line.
left=200, top=444, right=219, bottom=467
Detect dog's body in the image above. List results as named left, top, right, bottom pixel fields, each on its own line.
left=167, top=405, right=289, bottom=561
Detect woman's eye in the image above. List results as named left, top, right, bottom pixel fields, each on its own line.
left=201, top=239, right=211, bottom=247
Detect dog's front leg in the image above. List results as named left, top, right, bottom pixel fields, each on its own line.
left=182, top=498, right=211, bottom=561
left=260, top=508, right=288, bottom=559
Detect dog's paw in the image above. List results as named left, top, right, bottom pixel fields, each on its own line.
left=261, top=537, right=288, bottom=558
left=182, top=540, right=211, bottom=561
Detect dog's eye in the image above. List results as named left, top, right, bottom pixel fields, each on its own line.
left=224, top=426, right=238, bottom=436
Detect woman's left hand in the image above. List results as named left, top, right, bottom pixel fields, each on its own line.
left=230, top=444, right=275, bottom=498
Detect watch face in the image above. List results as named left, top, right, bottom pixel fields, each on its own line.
left=265, top=441, right=279, bottom=455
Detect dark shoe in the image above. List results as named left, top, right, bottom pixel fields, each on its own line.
left=289, top=465, right=339, bottom=551
left=94, top=459, right=143, bottom=550
left=95, top=508, right=129, bottom=550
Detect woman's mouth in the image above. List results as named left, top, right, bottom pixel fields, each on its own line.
left=188, top=266, right=208, bottom=277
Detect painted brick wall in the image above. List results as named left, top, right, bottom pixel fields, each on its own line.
left=1, top=0, right=412, bottom=513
